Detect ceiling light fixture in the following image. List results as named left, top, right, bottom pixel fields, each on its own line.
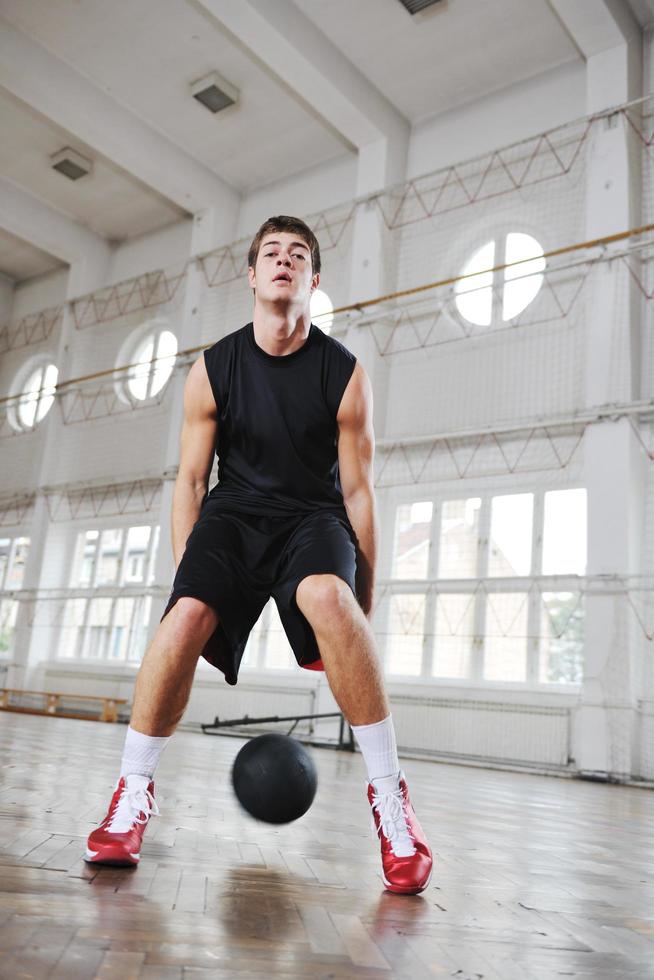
left=50, top=147, right=92, bottom=181
left=190, top=71, right=238, bottom=114
left=397, top=0, right=444, bottom=14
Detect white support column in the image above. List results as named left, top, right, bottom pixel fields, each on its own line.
left=146, top=210, right=221, bottom=646
left=1, top=276, right=17, bottom=688
left=345, top=71, right=408, bottom=406
left=343, top=143, right=408, bottom=696
left=0, top=272, right=13, bottom=324
left=356, top=138, right=408, bottom=201
left=569, top=3, right=645, bottom=777
left=11, top=247, right=111, bottom=689
left=577, top=418, right=647, bottom=776
left=345, top=186, right=399, bottom=436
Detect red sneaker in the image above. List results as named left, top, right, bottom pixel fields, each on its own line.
left=368, top=771, right=432, bottom=895
left=85, top=775, right=158, bottom=866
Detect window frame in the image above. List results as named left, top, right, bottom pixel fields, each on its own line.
left=7, top=356, right=59, bottom=433
left=114, top=316, right=178, bottom=408
left=55, top=522, right=160, bottom=665
left=382, top=484, right=586, bottom=689
left=453, top=227, right=547, bottom=332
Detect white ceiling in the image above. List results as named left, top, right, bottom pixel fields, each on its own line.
left=299, top=0, right=578, bottom=122
left=628, top=0, right=654, bottom=28
left=0, top=88, right=185, bottom=241
left=0, top=0, right=586, bottom=285
left=0, top=226, right=63, bottom=282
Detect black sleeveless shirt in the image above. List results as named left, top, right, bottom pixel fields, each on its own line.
left=202, top=322, right=357, bottom=516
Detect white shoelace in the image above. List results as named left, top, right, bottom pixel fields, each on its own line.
left=106, top=779, right=160, bottom=834
left=370, top=781, right=416, bottom=858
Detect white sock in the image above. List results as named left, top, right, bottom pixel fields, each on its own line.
left=351, top=714, right=400, bottom=784
left=119, top=725, right=170, bottom=780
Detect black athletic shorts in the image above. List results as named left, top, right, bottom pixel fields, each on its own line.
left=160, top=500, right=358, bottom=685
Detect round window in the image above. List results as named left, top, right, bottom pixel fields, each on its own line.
left=455, top=233, right=545, bottom=327
left=17, top=363, right=58, bottom=429
left=127, top=326, right=178, bottom=401
left=310, top=289, right=334, bottom=333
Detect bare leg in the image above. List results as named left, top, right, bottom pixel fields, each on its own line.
left=296, top=574, right=389, bottom=725
left=130, top=597, right=220, bottom=736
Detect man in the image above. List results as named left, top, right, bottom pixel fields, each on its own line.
left=85, top=215, right=432, bottom=895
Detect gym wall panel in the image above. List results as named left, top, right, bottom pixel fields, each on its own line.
left=382, top=315, right=584, bottom=438
left=0, top=426, right=47, bottom=494
left=236, top=153, right=357, bottom=241
left=107, top=219, right=193, bottom=287
left=47, top=410, right=171, bottom=488
left=9, top=268, right=67, bottom=321
left=408, top=61, right=586, bottom=181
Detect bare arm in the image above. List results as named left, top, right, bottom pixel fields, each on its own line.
left=172, top=354, right=218, bottom=569
left=337, top=362, right=378, bottom=618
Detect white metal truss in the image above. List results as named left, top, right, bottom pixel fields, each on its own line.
left=0, top=474, right=169, bottom=524
left=375, top=422, right=588, bottom=485
left=0, top=492, right=36, bottom=529
left=71, top=267, right=186, bottom=330
left=0, top=305, right=63, bottom=353
left=42, top=476, right=164, bottom=521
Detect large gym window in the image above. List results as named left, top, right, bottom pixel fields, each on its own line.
left=240, top=600, right=296, bottom=671
left=431, top=594, right=475, bottom=680
left=70, top=525, right=159, bottom=589
left=385, top=489, right=585, bottom=685
left=488, top=493, right=533, bottom=577
left=58, top=524, right=160, bottom=662
left=392, top=501, right=433, bottom=579
left=455, top=233, right=545, bottom=327
left=542, top=489, right=587, bottom=575
left=437, top=497, right=482, bottom=579
left=0, top=536, right=30, bottom=590
left=539, top=490, right=587, bottom=684
left=0, top=536, right=30, bottom=660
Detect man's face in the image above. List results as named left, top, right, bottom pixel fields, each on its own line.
left=248, top=231, right=319, bottom=308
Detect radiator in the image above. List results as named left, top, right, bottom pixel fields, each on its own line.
left=390, top=694, right=571, bottom=768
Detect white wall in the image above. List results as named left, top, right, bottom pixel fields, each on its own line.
left=409, top=60, right=586, bottom=180
left=236, top=152, right=357, bottom=239
left=108, top=219, right=193, bottom=284
left=10, top=267, right=68, bottom=320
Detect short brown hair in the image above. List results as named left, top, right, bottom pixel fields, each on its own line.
left=248, top=215, right=321, bottom=275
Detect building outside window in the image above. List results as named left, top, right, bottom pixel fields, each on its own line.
left=58, top=524, right=160, bottom=663
left=0, top=536, right=31, bottom=658
left=385, top=488, right=586, bottom=685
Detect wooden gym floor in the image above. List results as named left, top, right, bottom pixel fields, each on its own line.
left=1, top=713, right=654, bottom=979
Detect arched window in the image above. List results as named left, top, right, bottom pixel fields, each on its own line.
left=310, top=288, right=334, bottom=333
left=455, top=233, right=545, bottom=327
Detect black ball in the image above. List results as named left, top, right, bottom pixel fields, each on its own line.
left=231, top=733, right=318, bottom=824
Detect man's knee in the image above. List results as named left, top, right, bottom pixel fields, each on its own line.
left=167, top=596, right=219, bottom=636
left=296, top=574, right=355, bottom=625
